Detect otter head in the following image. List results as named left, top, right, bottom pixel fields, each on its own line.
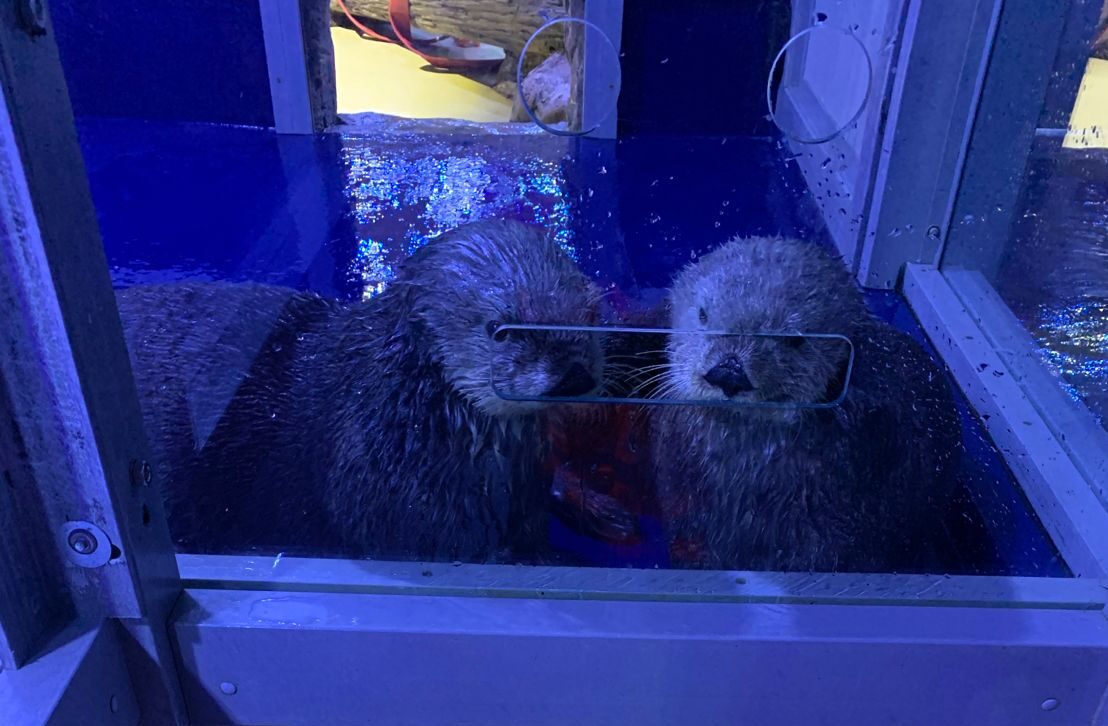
left=399, top=220, right=604, bottom=417
left=665, top=236, right=865, bottom=414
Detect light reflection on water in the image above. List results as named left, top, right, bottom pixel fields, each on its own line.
left=999, top=145, right=1108, bottom=427
left=340, top=130, right=577, bottom=301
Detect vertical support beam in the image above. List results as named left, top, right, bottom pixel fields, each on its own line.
left=0, top=0, right=186, bottom=721
left=582, top=0, right=623, bottom=139
left=261, top=0, right=317, bottom=134
left=857, top=0, right=1002, bottom=288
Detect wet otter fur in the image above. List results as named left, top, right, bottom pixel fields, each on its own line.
left=652, top=236, right=959, bottom=572
left=117, top=220, right=603, bottom=561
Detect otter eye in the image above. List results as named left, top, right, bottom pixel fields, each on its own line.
left=486, top=320, right=504, bottom=340
left=698, top=307, right=708, bottom=325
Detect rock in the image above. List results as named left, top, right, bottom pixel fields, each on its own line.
left=493, top=80, right=518, bottom=101
left=511, top=51, right=570, bottom=125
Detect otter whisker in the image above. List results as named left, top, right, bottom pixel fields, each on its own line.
left=626, top=370, right=679, bottom=397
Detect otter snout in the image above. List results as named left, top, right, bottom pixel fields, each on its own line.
left=703, top=357, right=755, bottom=398
left=545, top=362, right=597, bottom=398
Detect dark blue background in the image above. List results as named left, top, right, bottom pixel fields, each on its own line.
left=51, top=0, right=274, bottom=127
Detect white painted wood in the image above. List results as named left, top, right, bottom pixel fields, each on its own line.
left=903, top=264, right=1108, bottom=578
left=260, top=0, right=315, bottom=134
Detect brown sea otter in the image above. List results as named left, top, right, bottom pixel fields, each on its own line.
left=118, top=220, right=604, bottom=561
left=652, top=236, right=959, bottom=572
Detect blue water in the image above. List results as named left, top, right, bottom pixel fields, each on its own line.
left=77, top=116, right=1067, bottom=576
left=998, top=139, right=1108, bottom=427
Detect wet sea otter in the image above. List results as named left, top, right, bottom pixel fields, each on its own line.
left=117, top=220, right=603, bottom=561
left=652, top=236, right=959, bottom=572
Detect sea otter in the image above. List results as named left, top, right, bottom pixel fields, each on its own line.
left=652, top=236, right=959, bottom=572
left=117, top=220, right=604, bottom=561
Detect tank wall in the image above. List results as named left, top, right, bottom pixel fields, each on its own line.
left=49, top=0, right=275, bottom=127
left=616, top=0, right=791, bottom=136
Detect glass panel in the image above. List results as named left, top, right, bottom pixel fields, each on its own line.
left=51, top=0, right=1066, bottom=577
left=941, top=4, right=1108, bottom=496
left=488, top=326, right=855, bottom=407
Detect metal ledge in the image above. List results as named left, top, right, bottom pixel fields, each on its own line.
left=177, top=554, right=1107, bottom=610
left=903, top=263, right=1108, bottom=578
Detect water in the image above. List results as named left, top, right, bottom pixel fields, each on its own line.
left=77, top=116, right=1066, bottom=576
left=997, top=138, right=1108, bottom=427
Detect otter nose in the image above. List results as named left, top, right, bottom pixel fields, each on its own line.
left=545, top=362, right=596, bottom=398
left=704, top=358, right=754, bottom=397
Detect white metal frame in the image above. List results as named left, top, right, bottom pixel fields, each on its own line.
left=776, top=0, right=910, bottom=269
left=171, top=564, right=1108, bottom=726
left=904, top=265, right=1108, bottom=578
left=0, top=623, right=139, bottom=726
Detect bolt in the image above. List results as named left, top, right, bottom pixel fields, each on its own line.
left=67, top=528, right=97, bottom=555
left=220, top=682, right=238, bottom=696
left=926, top=225, right=942, bottom=241
left=130, top=459, right=152, bottom=487
left=1040, top=698, right=1059, bottom=711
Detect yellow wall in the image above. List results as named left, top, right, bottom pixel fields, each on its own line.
left=1065, top=57, right=1108, bottom=149
left=332, top=27, right=512, bottom=122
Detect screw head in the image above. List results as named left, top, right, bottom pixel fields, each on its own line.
left=220, top=682, right=238, bottom=695
left=67, top=529, right=97, bottom=555
left=1041, top=698, right=1059, bottom=711
left=109, top=694, right=119, bottom=713
left=61, top=521, right=113, bottom=567
left=926, top=225, right=942, bottom=241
